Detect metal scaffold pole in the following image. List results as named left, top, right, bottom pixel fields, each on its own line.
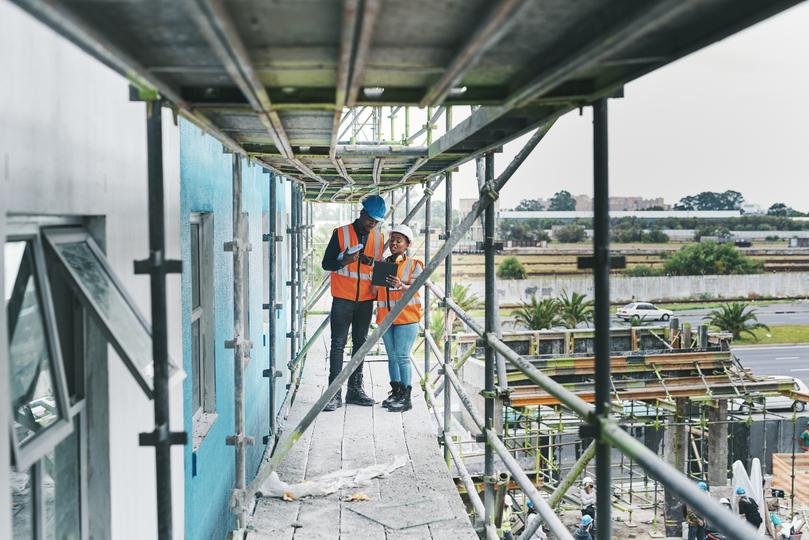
left=424, top=181, right=432, bottom=375
left=592, top=97, right=612, bottom=540
left=443, top=171, right=453, bottom=467
left=227, top=153, right=252, bottom=532
left=136, top=99, right=186, bottom=540
left=443, top=107, right=454, bottom=467
left=296, top=188, right=304, bottom=353
left=264, top=171, right=278, bottom=443
left=288, top=185, right=298, bottom=367
left=483, top=151, right=497, bottom=533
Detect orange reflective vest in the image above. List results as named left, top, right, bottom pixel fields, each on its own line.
left=330, top=223, right=384, bottom=302
left=376, top=256, right=423, bottom=325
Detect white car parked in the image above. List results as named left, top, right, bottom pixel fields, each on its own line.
left=731, top=377, right=809, bottom=412
left=616, top=302, right=673, bottom=322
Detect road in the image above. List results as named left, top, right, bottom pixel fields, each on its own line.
left=732, top=344, right=809, bottom=385
left=645, top=302, right=809, bottom=328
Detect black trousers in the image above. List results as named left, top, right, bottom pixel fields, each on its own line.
left=329, top=297, right=374, bottom=384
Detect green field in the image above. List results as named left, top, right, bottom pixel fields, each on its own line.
left=731, top=325, right=809, bottom=345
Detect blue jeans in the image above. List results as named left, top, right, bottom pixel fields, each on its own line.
left=381, top=323, right=419, bottom=387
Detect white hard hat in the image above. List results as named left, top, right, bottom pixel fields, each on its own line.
left=582, top=477, right=594, bottom=486
left=719, top=497, right=731, bottom=506
left=390, top=224, right=414, bottom=244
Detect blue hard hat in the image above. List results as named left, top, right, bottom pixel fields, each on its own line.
left=581, top=515, right=593, bottom=527
left=736, top=487, right=746, bottom=495
left=361, top=195, right=387, bottom=221
left=697, top=481, right=708, bottom=492
left=527, top=500, right=534, bottom=510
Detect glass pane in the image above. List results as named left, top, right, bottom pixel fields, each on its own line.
left=10, top=467, right=33, bottom=539
left=44, top=427, right=82, bottom=540
left=190, top=223, right=200, bottom=310
left=52, top=241, right=155, bottom=384
left=5, top=241, right=61, bottom=444
left=192, top=319, right=201, bottom=415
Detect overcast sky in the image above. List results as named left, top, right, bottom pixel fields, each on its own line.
left=449, top=2, right=809, bottom=212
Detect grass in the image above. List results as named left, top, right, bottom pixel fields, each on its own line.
left=732, top=325, right=809, bottom=345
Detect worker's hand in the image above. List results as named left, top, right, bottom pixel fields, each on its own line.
left=386, top=275, right=403, bottom=289
left=342, top=251, right=359, bottom=266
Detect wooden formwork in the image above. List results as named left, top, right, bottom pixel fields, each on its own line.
left=772, top=453, right=809, bottom=506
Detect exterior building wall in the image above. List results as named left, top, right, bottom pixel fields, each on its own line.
left=0, top=3, right=183, bottom=538
left=180, top=121, right=284, bottom=540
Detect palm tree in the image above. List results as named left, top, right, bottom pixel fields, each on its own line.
left=451, top=283, right=482, bottom=312
left=558, top=290, right=594, bottom=328
left=704, top=302, right=769, bottom=340
left=511, top=296, right=560, bottom=330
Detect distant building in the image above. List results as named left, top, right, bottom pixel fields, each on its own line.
left=741, top=202, right=765, bottom=215
left=499, top=210, right=741, bottom=221
left=573, top=194, right=668, bottom=211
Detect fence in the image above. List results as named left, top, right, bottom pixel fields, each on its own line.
left=466, top=272, right=809, bottom=305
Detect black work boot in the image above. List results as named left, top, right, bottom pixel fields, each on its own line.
left=345, top=372, right=375, bottom=406
left=388, top=386, right=412, bottom=412
left=382, top=382, right=401, bottom=408
left=323, top=391, right=342, bottom=412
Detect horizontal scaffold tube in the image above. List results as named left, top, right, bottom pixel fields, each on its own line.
left=241, top=123, right=555, bottom=512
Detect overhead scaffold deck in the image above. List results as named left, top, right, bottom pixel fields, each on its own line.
left=11, top=1, right=807, bottom=539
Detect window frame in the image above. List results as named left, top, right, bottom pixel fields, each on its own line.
left=42, top=227, right=179, bottom=399
left=6, top=232, right=74, bottom=473
left=189, top=213, right=217, bottom=449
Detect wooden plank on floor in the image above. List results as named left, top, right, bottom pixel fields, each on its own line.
left=400, top=371, right=478, bottom=540
left=369, top=360, right=434, bottom=539
left=339, top=363, right=386, bottom=540
left=249, top=327, right=328, bottom=538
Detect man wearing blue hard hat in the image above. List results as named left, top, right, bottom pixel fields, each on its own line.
left=321, top=194, right=387, bottom=411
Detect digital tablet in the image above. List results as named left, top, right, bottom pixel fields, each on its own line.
left=371, top=261, right=398, bottom=287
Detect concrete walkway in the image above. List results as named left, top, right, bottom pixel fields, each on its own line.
left=248, top=317, right=477, bottom=539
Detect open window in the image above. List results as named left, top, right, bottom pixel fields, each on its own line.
left=42, top=227, right=180, bottom=399
left=5, top=235, right=73, bottom=471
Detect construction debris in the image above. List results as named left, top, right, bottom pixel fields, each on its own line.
left=258, top=455, right=406, bottom=499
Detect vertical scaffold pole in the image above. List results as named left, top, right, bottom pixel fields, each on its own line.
left=289, top=185, right=298, bottom=375
left=592, top=97, right=612, bottom=540
left=228, top=153, right=250, bottom=531
left=266, top=171, right=278, bottom=441
left=137, top=99, right=185, bottom=540
left=296, top=189, right=304, bottom=353
left=424, top=182, right=432, bottom=375
left=443, top=107, right=453, bottom=468
left=483, top=151, right=496, bottom=532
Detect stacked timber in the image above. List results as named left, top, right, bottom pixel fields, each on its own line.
left=772, top=454, right=809, bottom=506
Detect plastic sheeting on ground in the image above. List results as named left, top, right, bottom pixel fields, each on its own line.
left=258, top=454, right=408, bottom=500
left=732, top=458, right=766, bottom=535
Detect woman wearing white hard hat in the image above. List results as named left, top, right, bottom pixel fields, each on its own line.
left=376, top=223, right=423, bottom=412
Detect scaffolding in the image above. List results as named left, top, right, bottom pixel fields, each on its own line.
left=12, top=2, right=808, bottom=539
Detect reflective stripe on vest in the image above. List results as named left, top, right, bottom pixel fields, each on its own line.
left=376, top=256, right=423, bottom=325
left=330, top=223, right=382, bottom=301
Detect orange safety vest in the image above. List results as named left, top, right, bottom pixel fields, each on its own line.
left=376, top=255, right=423, bottom=325
left=330, top=223, right=384, bottom=301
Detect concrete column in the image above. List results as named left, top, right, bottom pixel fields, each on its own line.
left=707, top=400, right=729, bottom=489
left=663, top=398, right=688, bottom=537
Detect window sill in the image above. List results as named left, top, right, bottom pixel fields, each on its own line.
left=191, top=412, right=218, bottom=452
